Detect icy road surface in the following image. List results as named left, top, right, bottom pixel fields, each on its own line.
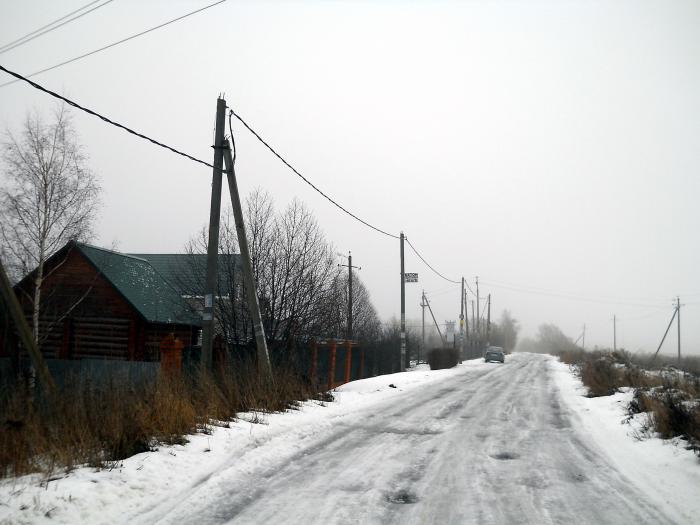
left=146, top=353, right=674, bottom=525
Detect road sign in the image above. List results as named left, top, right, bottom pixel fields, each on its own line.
left=404, top=273, right=418, bottom=283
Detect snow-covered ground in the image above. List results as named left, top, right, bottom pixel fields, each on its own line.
left=0, top=353, right=698, bottom=524
left=549, top=359, right=700, bottom=524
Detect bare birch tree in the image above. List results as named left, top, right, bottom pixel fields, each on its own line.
left=0, top=105, right=100, bottom=342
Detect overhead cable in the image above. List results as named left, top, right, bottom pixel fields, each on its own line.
left=616, top=309, right=671, bottom=322
left=405, top=237, right=461, bottom=284
left=0, top=0, right=103, bottom=52
left=465, top=281, right=476, bottom=296
left=480, top=278, right=666, bottom=308
left=0, top=64, right=216, bottom=170
left=0, top=0, right=227, bottom=88
left=229, top=108, right=399, bottom=240
left=0, top=0, right=115, bottom=55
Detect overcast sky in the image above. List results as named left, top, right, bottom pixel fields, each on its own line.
left=1, top=0, right=699, bottom=355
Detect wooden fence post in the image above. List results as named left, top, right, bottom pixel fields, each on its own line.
left=359, top=347, right=365, bottom=379
left=160, top=333, right=183, bottom=375
left=327, top=340, right=336, bottom=391
left=310, top=339, right=317, bottom=385
left=344, top=340, right=352, bottom=384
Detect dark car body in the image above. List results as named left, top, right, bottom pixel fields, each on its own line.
left=484, top=346, right=505, bottom=363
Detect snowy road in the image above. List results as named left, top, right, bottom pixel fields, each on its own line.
left=145, top=353, right=674, bottom=525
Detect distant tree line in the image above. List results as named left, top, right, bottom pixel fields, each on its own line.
left=486, top=310, right=520, bottom=352
left=516, top=323, right=579, bottom=354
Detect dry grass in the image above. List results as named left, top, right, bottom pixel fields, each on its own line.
left=0, top=360, right=324, bottom=478
left=631, top=386, right=700, bottom=452
left=552, top=347, right=700, bottom=453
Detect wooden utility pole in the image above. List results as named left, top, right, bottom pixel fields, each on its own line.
left=222, top=139, right=273, bottom=379
left=582, top=324, right=586, bottom=350
left=339, top=252, right=361, bottom=340
left=0, top=258, right=55, bottom=395
left=201, top=97, right=227, bottom=370
left=400, top=232, right=406, bottom=370
left=613, top=314, right=617, bottom=352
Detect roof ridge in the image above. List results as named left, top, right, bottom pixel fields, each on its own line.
left=76, top=242, right=150, bottom=263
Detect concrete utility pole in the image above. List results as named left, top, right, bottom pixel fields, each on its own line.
left=676, top=296, right=681, bottom=366
left=471, top=300, right=475, bottom=337
left=424, top=293, right=445, bottom=346
left=486, top=293, right=491, bottom=344
left=421, top=290, right=426, bottom=364
left=222, top=139, right=273, bottom=379
left=400, top=232, right=406, bottom=370
left=459, top=277, right=465, bottom=360
left=201, top=97, right=227, bottom=370
left=339, top=252, right=361, bottom=340
left=651, top=305, right=678, bottom=365
left=464, top=288, right=469, bottom=340
left=613, top=314, right=617, bottom=352
left=476, top=276, right=480, bottom=339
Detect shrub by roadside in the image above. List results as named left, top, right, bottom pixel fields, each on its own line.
left=427, top=348, right=459, bottom=370
left=628, top=379, right=700, bottom=454
left=541, top=347, right=700, bottom=456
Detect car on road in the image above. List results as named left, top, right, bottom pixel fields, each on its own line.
left=484, top=346, right=505, bottom=363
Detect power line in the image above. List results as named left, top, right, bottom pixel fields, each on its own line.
left=0, top=0, right=115, bottom=55
left=465, top=280, right=476, bottom=296
left=0, top=0, right=227, bottom=89
left=4, top=57, right=463, bottom=284
left=404, top=237, right=460, bottom=284
left=229, top=108, right=399, bottom=240
left=424, top=285, right=457, bottom=296
left=616, top=309, right=673, bottom=323
left=0, top=0, right=103, bottom=52
left=0, top=64, right=216, bottom=170
left=480, top=278, right=666, bottom=308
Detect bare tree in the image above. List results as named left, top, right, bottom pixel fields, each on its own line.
left=328, top=270, right=382, bottom=343
left=0, top=105, right=100, bottom=342
left=183, top=189, right=344, bottom=351
left=258, top=198, right=339, bottom=345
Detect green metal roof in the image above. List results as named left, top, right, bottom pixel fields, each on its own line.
left=76, top=244, right=201, bottom=326
left=130, top=253, right=238, bottom=297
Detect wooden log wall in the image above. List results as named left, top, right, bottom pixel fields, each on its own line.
left=14, top=248, right=200, bottom=362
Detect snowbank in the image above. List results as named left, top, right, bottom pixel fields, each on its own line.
left=3, top=357, right=697, bottom=524
left=550, top=357, right=700, bottom=524
left=0, top=361, right=480, bottom=524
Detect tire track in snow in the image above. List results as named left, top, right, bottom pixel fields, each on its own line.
left=149, top=355, right=675, bottom=525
